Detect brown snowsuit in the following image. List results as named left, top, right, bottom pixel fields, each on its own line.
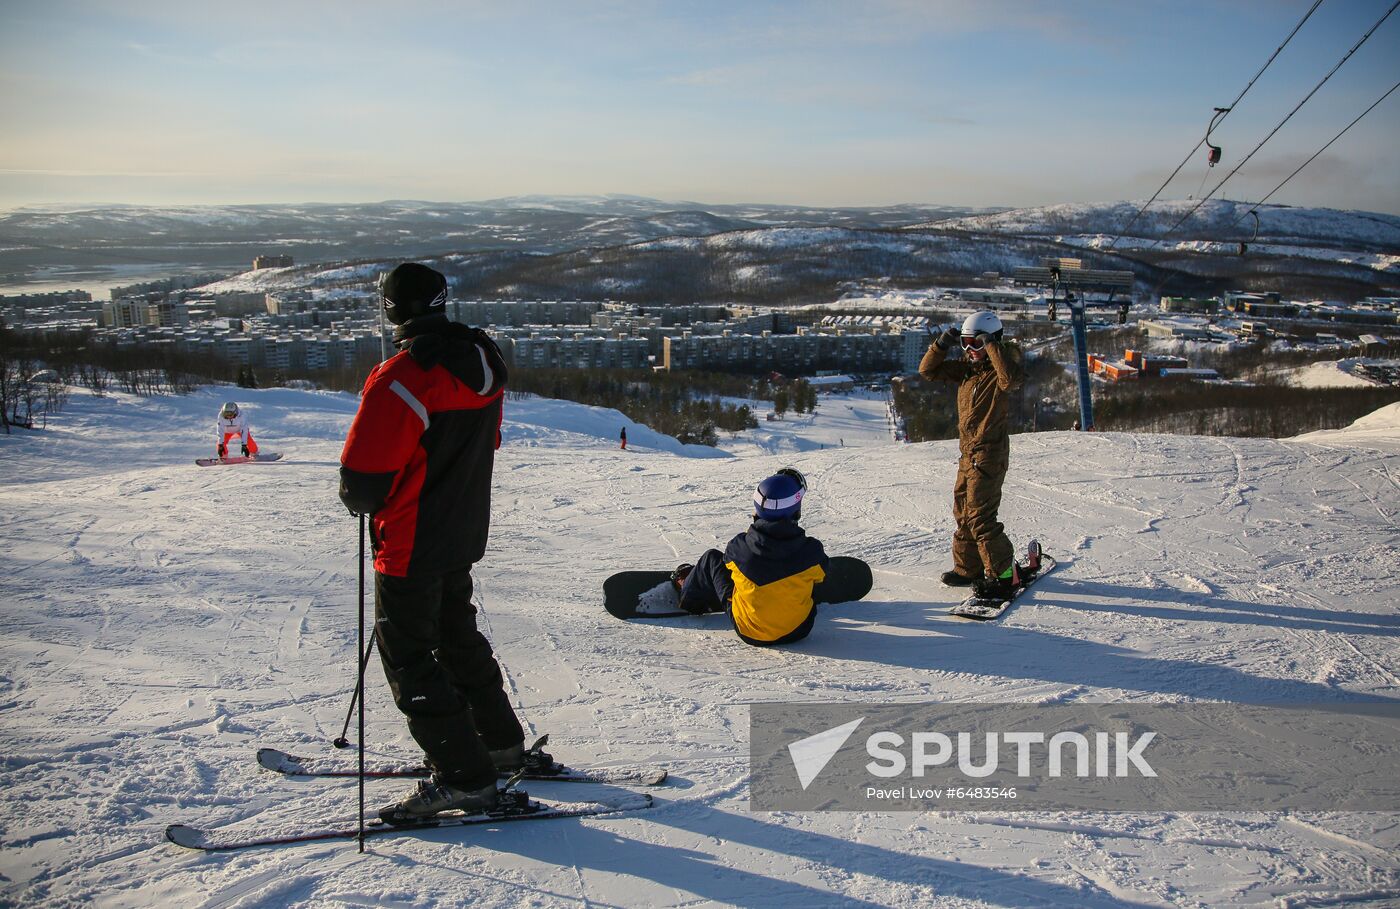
left=918, top=339, right=1025, bottom=578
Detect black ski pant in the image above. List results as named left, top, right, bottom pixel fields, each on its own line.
left=374, top=565, right=523, bottom=789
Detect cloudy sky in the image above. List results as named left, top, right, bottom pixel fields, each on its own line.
left=1, top=0, right=1397, bottom=213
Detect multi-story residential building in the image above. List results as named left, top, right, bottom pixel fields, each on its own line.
left=497, top=333, right=654, bottom=370
left=266, top=290, right=314, bottom=315
left=209, top=292, right=269, bottom=318
left=102, top=298, right=146, bottom=328
left=452, top=300, right=607, bottom=327
left=1160, top=296, right=1221, bottom=314
left=101, top=296, right=190, bottom=328
left=662, top=327, right=908, bottom=374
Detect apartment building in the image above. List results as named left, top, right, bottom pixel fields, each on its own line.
left=101, top=297, right=189, bottom=329
left=662, top=328, right=907, bottom=374
left=452, top=300, right=607, bottom=327
left=497, top=333, right=653, bottom=370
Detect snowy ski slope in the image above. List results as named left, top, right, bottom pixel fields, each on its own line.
left=1, top=386, right=1398, bottom=908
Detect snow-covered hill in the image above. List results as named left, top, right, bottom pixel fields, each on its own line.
left=2, top=386, right=1398, bottom=907
left=925, top=199, right=1400, bottom=253
left=1283, top=357, right=1400, bottom=389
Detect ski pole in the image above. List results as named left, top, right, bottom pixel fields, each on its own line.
left=357, top=513, right=366, bottom=854
left=332, top=635, right=376, bottom=749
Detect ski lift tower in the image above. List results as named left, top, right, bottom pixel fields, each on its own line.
left=1012, top=259, right=1135, bottom=432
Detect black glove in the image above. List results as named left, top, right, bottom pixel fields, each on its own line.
left=935, top=328, right=959, bottom=351
left=217, top=444, right=227, bottom=458
left=241, top=445, right=250, bottom=457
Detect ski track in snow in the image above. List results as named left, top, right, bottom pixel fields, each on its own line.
left=1, top=388, right=1399, bottom=907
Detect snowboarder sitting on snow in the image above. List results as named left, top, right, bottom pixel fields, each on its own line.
left=215, top=401, right=259, bottom=459
left=339, top=262, right=535, bottom=824
left=670, top=468, right=829, bottom=646
left=918, top=311, right=1026, bottom=601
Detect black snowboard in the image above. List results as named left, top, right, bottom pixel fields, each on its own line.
left=604, top=556, right=873, bottom=620
left=948, top=541, right=1056, bottom=621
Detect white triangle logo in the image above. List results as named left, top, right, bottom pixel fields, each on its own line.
left=787, top=718, right=865, bottom=790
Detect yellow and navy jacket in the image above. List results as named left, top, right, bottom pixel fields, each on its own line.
left=721, top=519, right=828, bottom=643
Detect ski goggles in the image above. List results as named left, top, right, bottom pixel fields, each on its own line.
left=776, top=466, right=807, bottom=492
left=379, top=281, right=449, bottom=314
left=960, top=335, right=986, bottom=351
left=222, top=409, right=238, bottom=418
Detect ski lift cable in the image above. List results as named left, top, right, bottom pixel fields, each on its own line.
left=1228, top=77, right=1400, bottom=231
left=1106, top=0, right=1326, bottom=250
left=1155, top=0, right=1400, bottom=245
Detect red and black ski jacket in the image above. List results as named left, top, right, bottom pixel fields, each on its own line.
left=339, top=318, right=508, bottom=577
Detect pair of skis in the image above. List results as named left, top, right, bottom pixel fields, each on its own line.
left=166, top=737, right=664, bottom=852
left=255, top=742, right=666, bottom=786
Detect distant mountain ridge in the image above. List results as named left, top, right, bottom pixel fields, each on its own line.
left=923, top=198, right=1400, bottom=253
left=0, top=196, right=992, bottom=264
left=2, top=196, right=1394, bottom=304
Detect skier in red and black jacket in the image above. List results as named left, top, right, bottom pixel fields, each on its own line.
left=339, top=262, right=537, bottom=824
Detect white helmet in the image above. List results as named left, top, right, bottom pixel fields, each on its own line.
left=960, top=311, right=1003, bottom=341
left=221, top=401, right=240, bottom=419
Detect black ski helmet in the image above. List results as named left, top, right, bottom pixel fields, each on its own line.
left=378, top=262, right=448, bottom=326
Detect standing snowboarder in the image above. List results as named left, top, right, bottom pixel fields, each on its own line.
left=339, top=262, right=534, bottom=823
left=215, top=401, right=259, bottom=459
left=918, top=312, right=1026, bottom=600
left=620, top=426, right=627, bottom=450
left=669, top=469, right=829, bottom=646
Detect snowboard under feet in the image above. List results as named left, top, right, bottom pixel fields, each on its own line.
left=948, top=541, right=1056, bottom=621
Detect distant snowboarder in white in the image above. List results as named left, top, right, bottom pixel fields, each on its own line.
left=215, top=401, right=259, bottom=460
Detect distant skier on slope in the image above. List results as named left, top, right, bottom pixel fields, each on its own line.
left=669, top=468, right=829, bottom=646
left=620, top=426, right=627, bottom=450
left=918, top=311, right=1027, bottom=601
left=338, top=262, right=535, bottom=824
left=215, top=401, right=259, bottom=459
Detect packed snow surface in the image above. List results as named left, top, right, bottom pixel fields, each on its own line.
left=1283, top=357, right=1400, bottom=389
left=2, top=386, right=1399, bottom=907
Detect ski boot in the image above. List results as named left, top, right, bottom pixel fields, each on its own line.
left=972, top=563, right=1022, bottom=601
left=378, top=775, right=504, bottom=825
left=490, top=734, right=560, bottom=776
